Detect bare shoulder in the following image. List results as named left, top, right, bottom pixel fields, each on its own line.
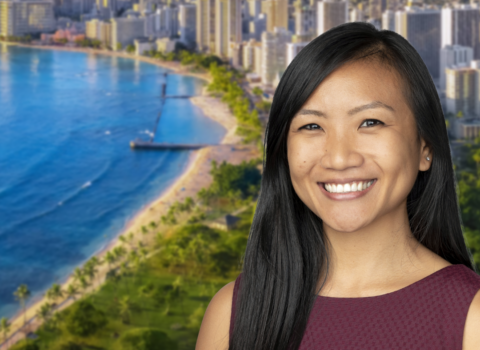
left=463, top=288, right=480, bottom=350
left=196, top=280, right=236, bottom=350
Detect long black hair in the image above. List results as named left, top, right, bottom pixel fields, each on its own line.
left=229, top=21, right=478, bottom=350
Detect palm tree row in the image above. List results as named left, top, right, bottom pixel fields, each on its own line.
left=2, top=231, right=151, bottom=347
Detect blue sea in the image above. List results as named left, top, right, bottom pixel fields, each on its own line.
left=0, top=44, right=226, bottom=319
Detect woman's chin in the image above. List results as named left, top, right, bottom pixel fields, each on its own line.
left=322, top=217, right=371, bottom=234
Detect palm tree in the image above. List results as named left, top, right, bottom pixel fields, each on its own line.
left=89, top=256, right=102, bottom=266
left=65, top=284, right=79, bottom=300
left=118, top=235, right=127, bottom=246
left=72, top=267, right=83, bottom=284
left=128, top=250, right=141, bottom=287
left=118, top=261, right=130, bottom=291
left=13, top=284, right=31, bottom=327
left=78, top=275, right=90, bottom=295
left=104, top=251, right=116, bottom=273
left=0, top=317, right=11, bottom=347
left=127, top=232, right=135, bottom=249
left=139, top=247, right=148, bottom=261
left=36, top=303, right=52, bottom=324
left=113, top=246, right=127, bottom=266
left=46, top=283, right=63, bottom=305
left=118, top=296, right=132, bottom=324
left=83, top=261, right=98, bottom=282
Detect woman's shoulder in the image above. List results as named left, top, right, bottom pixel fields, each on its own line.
left=195, top=278, right=237, bottom=350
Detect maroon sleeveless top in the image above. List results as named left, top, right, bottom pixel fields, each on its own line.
left=230, top=264, right=480, bottom=349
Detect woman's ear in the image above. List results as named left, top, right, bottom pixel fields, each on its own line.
left=419, top=138, right=432, bottom=172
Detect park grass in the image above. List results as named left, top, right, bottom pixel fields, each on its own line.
left=32, top=250, right=235, bottom=350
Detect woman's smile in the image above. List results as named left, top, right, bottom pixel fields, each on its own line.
left=319, top=178, right=377, bottom=200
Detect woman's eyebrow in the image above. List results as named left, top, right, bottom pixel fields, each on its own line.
left=294, top=101, right=395, bottom=118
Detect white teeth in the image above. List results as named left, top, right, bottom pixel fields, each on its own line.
left=324, top=180, right=374, bottom=194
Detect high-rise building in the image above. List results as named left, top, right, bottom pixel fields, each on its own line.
left=179, top=4, right=196, bottom=48
left=395, top=6, right=441, bottom=82
left=350, top=6, right=364, bottom=23
left=440, top=45, right=473, bottom=91
left=243, top=38, right=261, bottom=72
left=261, top=27, right=292, bottom=86
left=229, top=41, right=242, bottom=68
left=85, top=17, right=100, bottom=38
left=145, top=6, right=178, bottom=38
left=111, top=16, right=145, bottom=49
left=55, top=0, right=94, bottom=17
left=381, top=9, right=394, bottom=31
left=317, top=0, right=348, bottom=36
left=369, top=0, right=387, bottom=20
left=215, top=0, right=241, bottom=59
left=0, top=0, right=56, bottom=36
left=197, top=0, right=215, bottom=52
left=215, top=0, right=228, bottom=57
left=229, top=0, right=241, bottom=44
left=293, top=0, right=315, bottom=41
left=95, top=0, right=115, bottom=18
left=441, top=4, right=480, bottom=60
left=245, top=12, right=266, bottom=41
left=262, top=0, right=288, bottom=32
left=445, top=64, right=478, bottom=117
left=245, top=0, right=261, bottom=20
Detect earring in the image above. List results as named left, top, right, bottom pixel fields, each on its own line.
left=426, top=156, right=430, bottom=161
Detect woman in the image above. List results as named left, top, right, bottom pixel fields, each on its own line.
left=196, top=22, right=480, bottom=349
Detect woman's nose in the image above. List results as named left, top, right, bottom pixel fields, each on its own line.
left=319, top=133, right=364, bottom=170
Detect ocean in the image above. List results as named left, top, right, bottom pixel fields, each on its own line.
left=0, top=44, right=226, bottom=319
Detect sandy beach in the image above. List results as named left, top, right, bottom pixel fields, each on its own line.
left=0, top=43, right=260, bottom=349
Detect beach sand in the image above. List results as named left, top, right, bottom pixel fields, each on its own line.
left=0, top=44, right=261, bottom=349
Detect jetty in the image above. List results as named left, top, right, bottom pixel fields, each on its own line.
left=130, top=72, right=215, bottom=151
left=130, top=140, right=212, bottom=150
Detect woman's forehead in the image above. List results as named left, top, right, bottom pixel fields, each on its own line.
left=299, top=61, right=409, bottom=115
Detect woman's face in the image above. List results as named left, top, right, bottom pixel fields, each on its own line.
left=287, top=59, right=432, bottom=233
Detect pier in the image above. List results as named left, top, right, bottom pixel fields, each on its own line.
left=130, top=72, right=216, bottom=151
left=130, top=140, right=212, bottom=150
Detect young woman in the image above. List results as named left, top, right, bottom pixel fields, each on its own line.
left=196, top=22, right=480, bottom=350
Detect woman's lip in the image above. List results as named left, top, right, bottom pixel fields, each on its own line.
left=318, top=179, right=377, bottom=200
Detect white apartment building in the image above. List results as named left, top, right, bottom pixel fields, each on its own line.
left=261, top=26, right=292, bottom=87
left=317, top=0, right=348, bottom=36
left=111, top=15, right=145, bottom=49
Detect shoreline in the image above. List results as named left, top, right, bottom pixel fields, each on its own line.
left=0, top=41, right=213, bottom=84
left=0, top=44, right=257, bottom=349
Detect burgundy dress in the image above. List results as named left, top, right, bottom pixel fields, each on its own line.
left=230, top=264, right=480, bottom=349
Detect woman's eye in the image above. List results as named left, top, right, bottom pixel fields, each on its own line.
left=300, top=124, right=321, bottom=131
left=360, top=119, right=384, bottom=128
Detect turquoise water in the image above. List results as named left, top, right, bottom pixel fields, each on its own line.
left=0, top=44, right=226, bottom=319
